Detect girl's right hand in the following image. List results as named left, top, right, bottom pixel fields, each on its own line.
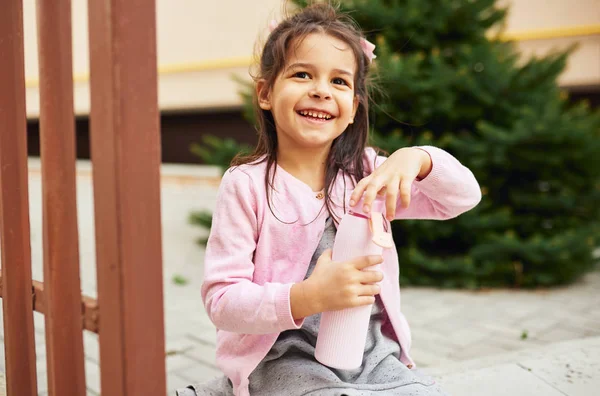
left=292, top=249, right=383, bottom=318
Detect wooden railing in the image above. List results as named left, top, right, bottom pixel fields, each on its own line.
left=0, top=1, right=167, bottom=395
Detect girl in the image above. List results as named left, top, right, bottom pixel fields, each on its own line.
left=178, top=3, right=481, bottom=396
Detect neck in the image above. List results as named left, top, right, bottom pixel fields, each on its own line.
left=277, top=144, right=331, bottom=192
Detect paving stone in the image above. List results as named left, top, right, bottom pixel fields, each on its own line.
left=176, top=364, right=223, bottom=385
left=442, top=326, right=492, bottom=349
left=404, top=302, right=458, bottom=326
left=437, top=363, right=566, bottom=396
left=83, top=332, right=100, bottom=364
left=435, top=337, right=600, bottom=396
left=185, top=329, right=217, bottom=347
left=86, top=387, right=100, bottom=396
left=166, top=337, right=202, bottom=354
left=430, top=336, right=600, bottom=377
left=488, top=334, right=540, bottom=352
left=544, top=311, right=596, bottom=332
left=85, top=360, right=101, bottom=395
left=516, top=341, right=600, bottom=396
left=36, top=365, right=48, bottom=394
left=517, top=315, right=562, bottom=333
left=421, top=317, right=458, bottom=335
left=410, top=347, right=454, bottom=368
left=479, top=321, right=527, bottom=339
left=448, top=341, right=509, bottom=361
left=181, top=342, right=218, bottom=369
left=166, top=353, right=199, bottom=374
left=583, top=316, right=600, bottom=331
left=533, top=325, right=588, bottom=343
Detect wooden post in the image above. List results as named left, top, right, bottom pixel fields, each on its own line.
left=0, top=1, right=38, bottom=395
left=88, top=0, right=167, bottom=394
left=35, top=1, right=87, bottom=395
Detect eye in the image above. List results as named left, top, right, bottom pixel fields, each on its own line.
left=332, top=77, right=349, bottom=86
left=293, top=71, right=310, bottom=79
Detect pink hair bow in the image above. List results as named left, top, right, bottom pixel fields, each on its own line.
left=360, top=38, right=377, bottom=63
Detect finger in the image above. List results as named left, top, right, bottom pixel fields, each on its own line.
left=317, top=248, right=333, bottom=264
left=399, top=177, right=413, bottom=209
left=359, top=284, right=381, bottom=296
left=353, top=296, right=376, bottom=307
left=353, top=255, right=384, bottom=270
left=385, top=178, right=400, bottom=220
left=362, top=179, right=381, bottom=214
left=349, top=177, right=371, bottom=207
left=362, top=270, right=384, bottom=284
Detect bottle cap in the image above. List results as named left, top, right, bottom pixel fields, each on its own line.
left=351, top=196, right=394, bottom=249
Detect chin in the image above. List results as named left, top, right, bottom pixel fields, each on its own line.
left=301, top=131, right=343, bottom=145
left=298, top=135, right=335, bottom=148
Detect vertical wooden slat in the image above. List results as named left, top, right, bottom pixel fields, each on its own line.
left=88, top=0, right=167, bottom=394
left=35, top=1, right=87, bottom=395
left=0, top=1, right=38, bottom=395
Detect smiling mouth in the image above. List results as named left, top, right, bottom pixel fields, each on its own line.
left=297, top=110, right=334, bottom=121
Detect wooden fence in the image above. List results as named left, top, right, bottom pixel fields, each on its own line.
left=0, top=0, right=167, bottom=395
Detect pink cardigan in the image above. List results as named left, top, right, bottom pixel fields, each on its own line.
left=201, top=146, right=481, bottom=396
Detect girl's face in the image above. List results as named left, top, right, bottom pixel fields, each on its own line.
left=258, top=33, right=359, bottom=152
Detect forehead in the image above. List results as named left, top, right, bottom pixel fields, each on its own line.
left=286, top=32, right=357, bottom=73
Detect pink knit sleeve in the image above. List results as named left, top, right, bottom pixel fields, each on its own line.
left=364, top=146, right=482, bottom=220
left=201, top=168, right=303, bottom=334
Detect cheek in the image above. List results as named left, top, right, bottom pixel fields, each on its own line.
left=271, top=97, right=290, bottom=119
left=274, top=88, right=297, bottom=113
left=339, top=95, right=356, bottom=116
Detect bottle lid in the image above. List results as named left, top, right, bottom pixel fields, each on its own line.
left=351, top=196, right=394, bottom=249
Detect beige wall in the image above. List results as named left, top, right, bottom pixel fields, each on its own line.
left=497, top=0, right=600, bottom=88
left=23, top=0, right=284, bottom=118
left=22, top=0, right=600, bottom=118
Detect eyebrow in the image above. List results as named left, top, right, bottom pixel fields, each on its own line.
left=286, top=62, right=354, bottom=78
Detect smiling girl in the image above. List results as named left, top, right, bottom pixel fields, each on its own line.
left=177, top=3, right=481, bottom=396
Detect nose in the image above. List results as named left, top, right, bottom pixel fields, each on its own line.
left=309, top=80, right=332, bottom=100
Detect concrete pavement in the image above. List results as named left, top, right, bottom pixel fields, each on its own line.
left=432, top=336, right=600, bottom=395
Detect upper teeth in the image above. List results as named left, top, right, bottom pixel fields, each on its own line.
left=300, top=110, right=332, bottom=119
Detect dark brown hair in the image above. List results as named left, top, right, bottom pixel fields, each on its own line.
left=233, top=2, right=373, bottom=224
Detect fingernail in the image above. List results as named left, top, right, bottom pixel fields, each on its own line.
left=349, top=199, right=355, bottom=206
left=364, top=204, right=370, bottom=213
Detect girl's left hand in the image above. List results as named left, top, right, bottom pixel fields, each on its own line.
left=349, top=147, right=432, bottom=221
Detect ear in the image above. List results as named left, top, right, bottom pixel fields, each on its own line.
left=256, top=79, right=272, bottom=110
left=351, top=95, right=360, bottom=121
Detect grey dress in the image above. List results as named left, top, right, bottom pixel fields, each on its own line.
left=176, top=218, right=447, bottom=396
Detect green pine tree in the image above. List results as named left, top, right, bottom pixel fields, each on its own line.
left=192, top=0, right=600, bottom=288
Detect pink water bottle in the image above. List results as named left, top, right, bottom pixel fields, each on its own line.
left=314, top=196, right=394, bottom=369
